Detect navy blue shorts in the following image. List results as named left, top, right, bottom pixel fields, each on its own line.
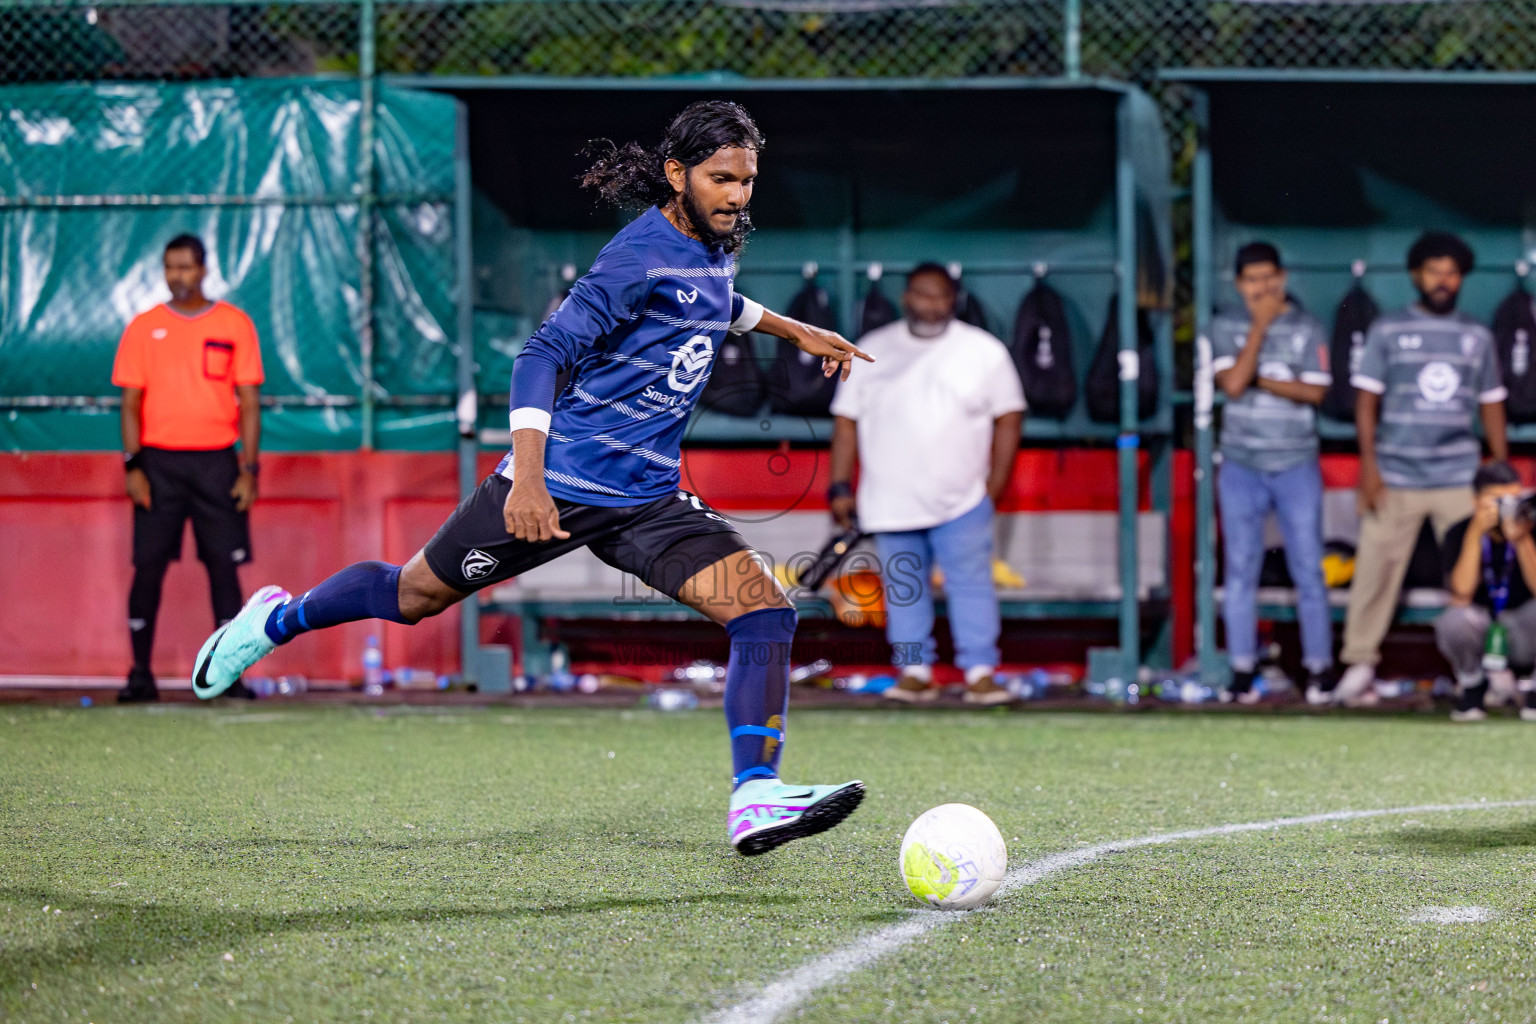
left=422, top=474, right=749, bottom=600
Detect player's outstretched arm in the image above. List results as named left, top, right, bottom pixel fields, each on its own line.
left=753, top=308, right=874, bottom=382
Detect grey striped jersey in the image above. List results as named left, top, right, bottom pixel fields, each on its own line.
left=1211, top=306, right=1331, bottom=473
left=1352, top=307, right=1506, bottom=489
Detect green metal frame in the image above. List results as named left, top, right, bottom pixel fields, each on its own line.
left=452, top=77, right=1172, bottom=685
left=1178, top=68, right=1528, bottom=678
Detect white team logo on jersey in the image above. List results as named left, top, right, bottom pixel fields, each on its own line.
left=461, top=548, right=499, bottom=581
left=668, top=334, right=714, bottom=393
left=676, top=287, right=699, bottom=304
left=1418, top=360, right=1461, bottom=404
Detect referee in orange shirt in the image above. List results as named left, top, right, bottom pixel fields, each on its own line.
left=111, top=234, right=265, bottom=702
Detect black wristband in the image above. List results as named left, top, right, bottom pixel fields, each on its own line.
left=124, top=451, right=145, bottom=473
left=827, top=480, right=853, bottom=502
left=240, top=460, right=260, bottom=477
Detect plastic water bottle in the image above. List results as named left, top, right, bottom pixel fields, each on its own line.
left=648, top=687, right=699, bottom=711
left=1177, top=678, right=1214, bottom=703
left=362, top=636, right=385, bottom=696
left=1103, top=677, right=1127, bottom=704
left=546, top=646, right=576, bottom=692
left=275, top=675, right=307, bottom=697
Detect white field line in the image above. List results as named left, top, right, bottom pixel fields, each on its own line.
left=698, top=799, right=1536, bottom=1024
left=1406, top=905, right=1496, bottom=923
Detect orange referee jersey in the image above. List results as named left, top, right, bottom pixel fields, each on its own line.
left=111, top=301, right=264, bottom=451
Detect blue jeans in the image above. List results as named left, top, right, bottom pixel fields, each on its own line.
left=1217, top=459, right=1333, bottom=673
left=874, top=496, right=1000, bottom=672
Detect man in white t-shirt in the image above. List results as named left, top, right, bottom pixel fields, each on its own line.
left=828, top=263, right=1026, bottom=704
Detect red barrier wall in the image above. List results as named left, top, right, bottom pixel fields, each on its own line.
left=1, top=448, right=1196, bottom=678
left=0, top=452, right=479, bottom=681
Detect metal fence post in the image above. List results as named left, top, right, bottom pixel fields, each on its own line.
left=1064, top=0, right=1082, bottom=79
left=358, top=0, right=377, bottom=449
left=1191, top=88, right=1220, bottom=683
left=1115, top=94, right=1141, bottom=684
left=454, top=101, right=481, bottom=685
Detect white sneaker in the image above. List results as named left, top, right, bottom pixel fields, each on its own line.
left=192, top=585, right=289, bottom=699
left=1333, top=664, right=1378, bottom=707
left=1450, top=707, right=1488, bottom=723
left=1519, top=706, right=1536, bottom=723
left=1487, top=670, right=1518, bottom=709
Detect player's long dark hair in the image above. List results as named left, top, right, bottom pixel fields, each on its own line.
left=581, top=100, right=765, bottom=254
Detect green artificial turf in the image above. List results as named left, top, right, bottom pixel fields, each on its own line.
left=3, top=704, right=1536, bottom=1022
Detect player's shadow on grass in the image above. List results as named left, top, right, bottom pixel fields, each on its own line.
left=174, top=827, right=707, bottom=855
left=0, top=884, right=803, bottom=988
left=1386, top=819, right=1536, bottom=854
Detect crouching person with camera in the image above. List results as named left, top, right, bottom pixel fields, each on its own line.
left=1436, top=462, right=1536, bottom=722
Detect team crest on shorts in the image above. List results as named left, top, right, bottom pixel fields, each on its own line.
left=461, top=548, right=499, bottom=581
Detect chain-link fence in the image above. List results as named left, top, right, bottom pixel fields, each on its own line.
left=5, top=0, right=1533, bottom=86
left=4, top=0, right=1534, bottom=447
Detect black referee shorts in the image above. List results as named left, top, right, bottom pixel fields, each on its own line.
left=422, top=474, right=750, bottom=600
left=132, top=447, right=252, bottom=569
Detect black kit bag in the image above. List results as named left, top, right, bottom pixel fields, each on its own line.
left=856, top=281, right=899, bottom=338
left=1493, top=285, right=1536, bottom=423
left=1010, top=280, right=1077, bottom=418
left=1321, top=282, right=1380, bottom=422
left=1085, top=295, right=1159, bottom=423
left=954, top=279, right=991, bottom=334
left=699, top=332, right=764, bottom=416
left=768, top=280, right=841, bottom=416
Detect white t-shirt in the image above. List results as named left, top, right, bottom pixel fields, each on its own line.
left=830, top=318, right=1025, bottom=533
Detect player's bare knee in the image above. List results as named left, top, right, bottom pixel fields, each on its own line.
left=396, top=555, right=464, bottom=623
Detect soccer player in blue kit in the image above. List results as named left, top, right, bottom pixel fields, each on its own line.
left=192, top=101, right=874, bottom=856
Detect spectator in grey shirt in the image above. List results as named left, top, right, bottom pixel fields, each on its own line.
left=1212, top=242, right=1333, bottom=703
left=1329, top=232, right=1509, bottom=706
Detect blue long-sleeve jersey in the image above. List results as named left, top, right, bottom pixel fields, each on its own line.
left=497, top=206, right=763, bottom=506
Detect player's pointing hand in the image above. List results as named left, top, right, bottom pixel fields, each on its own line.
left=799, top=324, right=874, bottom=382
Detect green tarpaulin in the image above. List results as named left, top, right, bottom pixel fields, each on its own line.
left=0, top=78, right=461, bottom=451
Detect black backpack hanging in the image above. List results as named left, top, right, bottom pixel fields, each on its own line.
left=856, top=277, right=899, bottom=338
left=953, top=277, right=991, bottom=334
left=1010, top=280, right=1077, bottom=419
left=1493, top=283, right=1536, bottom=423
left=1321, top=281, right=1380, bottom=423
left=767, top=278, right=840, bottom=417
left=699, top=332, right=764, bottom=417
left=1085, top=295, right=1159, bottom=423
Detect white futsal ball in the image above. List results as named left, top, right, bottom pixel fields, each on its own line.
left=899, top=803, right=1007, bottom=910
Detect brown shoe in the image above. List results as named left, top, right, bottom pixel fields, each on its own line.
left=884, top=674, right=937, bottom=703
left=962, top=675, right=1013, bottom=705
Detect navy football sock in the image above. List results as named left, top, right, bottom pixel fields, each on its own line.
left=264, top=561, right=410, bottom=645
left=724, top=606, right=797, bottom=789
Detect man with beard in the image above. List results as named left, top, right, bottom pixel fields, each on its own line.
left=111, top=234, right=264, bottom=703
left=189, top=101, right=876, bottom=856
left=828, top=264, right=1025, bottom=705
left=1324, top=232, right=1509, bottom=706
